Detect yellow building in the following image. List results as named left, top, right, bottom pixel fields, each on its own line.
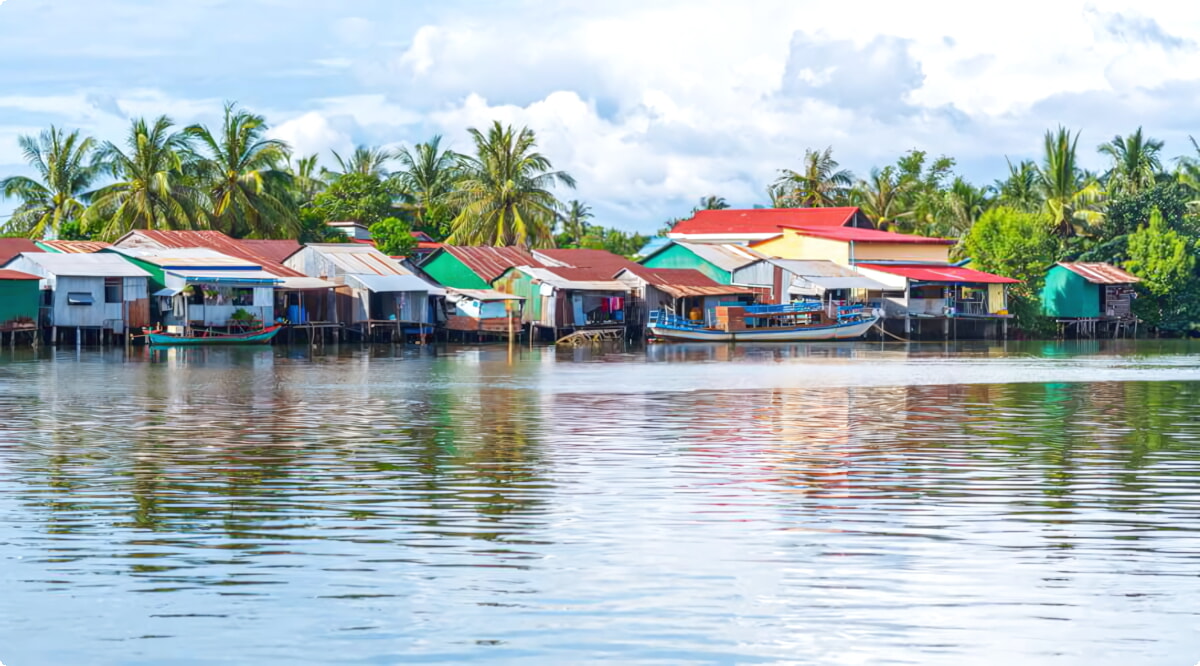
left=751, top=225, right=954, bottom=264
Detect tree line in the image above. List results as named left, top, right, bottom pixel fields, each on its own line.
left=0, top=103, right=651, bottom=257
left=676, top=127, right=1200, bottom=335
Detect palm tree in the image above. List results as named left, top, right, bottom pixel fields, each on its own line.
left=853, top=166, right=911, bottom=231
left=696, top=195, right=729, bottom=211
left=773, top=147, right=853, bottom=208
left=82, top=116, right=209, bottom=239
left=1, top=127, right=103, bottom=238
left=327, top=145, right=391, bottom=178
left=994, top=158, right=1041, bottom=212
left=391, top=135, right=461, bottom=235
left=944, top=176, right=991, bottom=237
left=186, top=103, right=298, bottom=238
left=287, top=153, right=326, bottom=207
left=1037, top=126, right=1104, bottom=237
left=1098, top=127, right=1164, bottom=197
left=559, top=200, right=592, bottom=246
left=445, top=121, right=575, bottom=248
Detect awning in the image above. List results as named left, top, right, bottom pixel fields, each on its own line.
left=346, top=273, right=445, bottom=295
left=153, top=287, right=182, bottom=297
left=658, top=284, right=755, bottom=299
left=793, top=275, right=891, bottom=291
left=856, top=263, right=1020, bottom=284
left=446, top=288, right=524, bottom=302
left=167, top=269, right=283, bottom=284
left=279, top=276, right=337, bottom=290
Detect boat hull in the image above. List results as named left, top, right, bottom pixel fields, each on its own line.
left=648, top=315, right=879, bottom=342
left=147, top=325, right=283, bottom=346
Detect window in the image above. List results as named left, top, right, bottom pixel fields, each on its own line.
left=104, top=277, right=122, bottom=303
left=231, top=288, right=253, bottom=306
left=66, top=292, right=94, bottom=306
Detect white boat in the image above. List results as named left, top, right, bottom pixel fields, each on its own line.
left=647, top=303, right=880, bottom=342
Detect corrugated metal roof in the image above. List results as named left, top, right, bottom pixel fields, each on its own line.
left=766, top=258, right=865, bottom=278
left=37, top=240, right=112, bottom=254
left=519, top=267, right=631, bottom=292
left=19, top=252, right=151, bottom=277
left=346, top=273, right=445, bottom=295
left=240, top=239, right=302, bottom=264
left=616, top=266, right=754, bottom=298
left=533, top=248, right=640, bottom=274
left=669, top=207, right=864, bottom=236
left=440, top=246, right=541, bottom=282
left=672, top=241, right=768, bottom=272
left=305, top=244, right=413, bottom=276
left=0, top=238, right=42, bottom=265
left=113, top=230, right=306, bottom=278
left=0, top=269, right=41, bottom=280
left=795, top=275, right=890, bottom=290
left=857, top=263, right=1020, bottom=284
left=779, top=226, right=956, bottom=244
left=447, top=288, right=524, bottom=301
left=113, top=247, right=262, bottom=269
left=1058, top=262, right=1140, bottom=284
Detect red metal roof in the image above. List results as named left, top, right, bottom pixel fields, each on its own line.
left=38, top=240, right=112, bottom=253
left=1057, top=262, right=1140, bottom=284
left=858, top=263, right=1020, bottom=284
left=0, top=238, right=42, bottom=265
left=117, top=230, right=305, bottom=278
left=0, top=269, right=41, bottom=280
left=781, top=226, right=956, bottom=244
left=239, top=239, right=301, bottom=264
left=670, top=207, right=864, bottom=236
left=442, top=246, right=542, bottom=283
left=534, top=248, right=641, bottom=274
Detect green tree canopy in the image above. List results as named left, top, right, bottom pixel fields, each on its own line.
left=1, top=127, right=103, bottom=238
left=963, top=206, right=1059, bottom=331
left=368, top=217, right=418, bottom=257
left=310, top=173, right=397, bottom=227
left=1124, top=208, right=1199, bottom=331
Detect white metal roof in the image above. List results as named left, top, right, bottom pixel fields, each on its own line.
left=346, top=273, right=445, bottom=295
left=17, top=252, right=151, bottom=277
left=520, top=267, right=631, bottom=292
left=278, top=276, right=338, bottom=290
left=165, top=269, right=282, bottom=283
left=111, top=247, right=260, bottom=268
left=673, top=241, right=767, bottom=272
left=305, top=244, right=412, bottom=276
left=447, top=288, right=524, bottom=301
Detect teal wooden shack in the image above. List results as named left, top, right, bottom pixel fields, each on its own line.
left=0, top=269, right=42, bottom=330
left=1042, top=262, right=1140, bottom=319
left=420, top=246, right=539, bottom=289
left=639, top=240, right=766, bottom=285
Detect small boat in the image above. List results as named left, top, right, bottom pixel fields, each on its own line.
left=647, top=302, right=880, bottom=342
left=146, top=324, right=283, bottom=346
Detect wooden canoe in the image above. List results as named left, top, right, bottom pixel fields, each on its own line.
left=146, top=325, right=283, bottom=346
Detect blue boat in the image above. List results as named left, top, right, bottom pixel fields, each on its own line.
left=146, top=325, right=283, bottom=346
left=647, top=302, right=879, bottom=342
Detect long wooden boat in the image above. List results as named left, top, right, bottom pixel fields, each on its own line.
left=146, top=325, right=283, bottom=346
left=647, top=303, right=879, bottom=342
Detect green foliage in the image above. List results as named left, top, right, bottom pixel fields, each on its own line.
left=963, top=206, right=1060, bottom=333
left=1, top=126, right=103, bottom=238
left=310, top=173, right=397, bottom=227
left=773, top=147, right=853, bottom=208
left=368, top=217, right=418, bottom=257
left=391, top=135, right=461, bottom=241
left=1103, top=182, right=1191, bottom=238
left=445, top=121, right=575, bottom=248
left=1124, top=208, right=1199, bottom=333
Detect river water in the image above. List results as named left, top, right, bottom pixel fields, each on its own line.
left=2, top=341, right=1200, bottom=665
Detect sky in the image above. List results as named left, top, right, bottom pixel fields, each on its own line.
left=2, top=0, right=1200, bottom=233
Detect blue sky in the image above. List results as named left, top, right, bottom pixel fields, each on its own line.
left=2, top=0, right=1200, bottom=232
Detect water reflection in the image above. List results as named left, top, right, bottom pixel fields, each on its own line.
left=1, top=343, right=1200, bottom=664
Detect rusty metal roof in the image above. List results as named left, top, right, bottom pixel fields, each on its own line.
left=1057, top=262, right=1140, bottom=284
left=0, top=269, right=41, bottom=280
left=37, top=240, right=112, bottom=253
left=0, top=238, right=41, bottom=265
left=304, top=244, right=413, bottom=276
left=113, top=230, right=306, bottom=278
left=439, top=246, right=541, bottom=282
left=616, top=266, right=755, bottom=298
left=240, top=239, right=302, bottom=264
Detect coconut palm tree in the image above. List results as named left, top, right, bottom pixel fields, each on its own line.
left=1037, top=126, right=1104, bottom=237
left=186, top=103, right=298, bottom=238
left=696, top=195, right=729, bottom=211
left=994, top=158, right=1041, bottom=212
left=944, top=176, right=991, bottom=238
left=391, top=135, right=461, bottom=236
left=327, top=145, right=391, bottom=179
left=287, top=153, right=326, bottom=207
left=82, top=116, right=209, bottom=239
left=772, top=147, right=853, bottom=208
left=1, top=127, right=104, bottom=238
left=1098, top=127, right=1164, bottom=197
left=853, top=166, right=911, bottom=231
left=559, top=199, right=592, bottom=246
left=445, top=121, right=575, bottom=248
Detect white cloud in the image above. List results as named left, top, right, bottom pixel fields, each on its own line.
left=268, top=111, right=353, bottom=160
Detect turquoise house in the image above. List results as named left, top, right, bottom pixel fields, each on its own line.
left=1042, top=262, right=1140, bottom=319
left=639, top=241, right=766, bottom=285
